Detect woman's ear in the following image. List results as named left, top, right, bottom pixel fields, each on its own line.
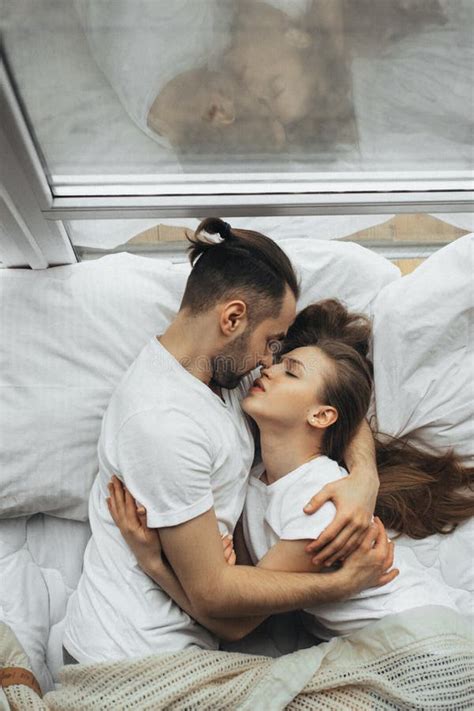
left=308, top=406, right=338, bottom=429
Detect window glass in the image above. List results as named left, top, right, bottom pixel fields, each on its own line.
left=3, top=0, right=472, bottom=196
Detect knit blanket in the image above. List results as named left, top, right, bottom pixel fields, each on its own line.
left=1, top=606, right=473, bottom=710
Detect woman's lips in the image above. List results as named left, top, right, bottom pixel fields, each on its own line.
left=250, top=379, right=265, bottom=393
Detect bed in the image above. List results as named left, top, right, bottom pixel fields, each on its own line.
left=0, top=233, right=472, bottom=703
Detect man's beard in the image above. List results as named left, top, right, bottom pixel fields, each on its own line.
left=211, top=331, right=254, bottom=390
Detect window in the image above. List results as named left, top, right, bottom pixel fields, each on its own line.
left=0, top=0, right=472, bottom=268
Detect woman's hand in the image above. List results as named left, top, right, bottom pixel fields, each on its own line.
left=339, top=517, right=398, bottom=597
left=221, top=533, right=236, bottom=566
left=107, top=475, right=162, bottom=573
left=303, top=468, right=378, bottom=567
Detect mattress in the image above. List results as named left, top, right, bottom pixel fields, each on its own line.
left=0, top=511, right=472, bottom=694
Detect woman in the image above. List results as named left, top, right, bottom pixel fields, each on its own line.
left=108, top=299, right=474, bottom=642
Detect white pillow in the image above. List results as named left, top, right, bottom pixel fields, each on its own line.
left=0, top=241, right=399, bottom=520
left=278, top=238, right=400, bottom=315
left=0, top=254, right=186, bottom=520
left=372, top=234, right=473, bottom=466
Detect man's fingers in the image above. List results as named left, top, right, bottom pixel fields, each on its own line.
left=303, top=486, right=333, bottom=515
left=361, top=520, right=379, bottom=549
left=383, top=541, right=395, bottom=572
left=372, top=518, right=392, bottom=560
left=328, top=529, right=362, bottom=565
left=372, top=517, right=387, bottom=545
left=340, top=529, right=370, bottom=560
left=305, top=516, right=349, bottom=554
left=311, top=524, right=357, bottom=566
left=377, top=568, right=399, bottom=587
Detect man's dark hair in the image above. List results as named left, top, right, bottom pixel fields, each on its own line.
left=180, top=218, right=300, bottom=324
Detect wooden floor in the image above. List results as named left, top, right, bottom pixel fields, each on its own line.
left=129, top=214, right=469, bottom=276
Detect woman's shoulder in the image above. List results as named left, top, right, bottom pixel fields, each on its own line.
left=292, top=456, right=348, bottom=489
left=266, top=458, right=340, bottom=539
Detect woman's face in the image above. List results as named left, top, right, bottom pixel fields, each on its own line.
left=242, top=345, right=334, bottom=428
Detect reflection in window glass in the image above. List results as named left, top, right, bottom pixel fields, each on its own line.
left=3, top=0, right=473, bottom=184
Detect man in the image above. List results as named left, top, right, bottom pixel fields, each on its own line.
left=63, top=218, right=386, bottom=663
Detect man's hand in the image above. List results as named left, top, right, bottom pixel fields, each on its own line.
left=303, top=419, right=379, bottom=566
left=339, top=517, right=398, bottom=597
left=303, top=470, right=378, bottom=566
left=107, top=475, right=162, bottom=573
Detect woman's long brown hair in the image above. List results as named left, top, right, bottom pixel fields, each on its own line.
left=282, top=299, right=474, bottom=539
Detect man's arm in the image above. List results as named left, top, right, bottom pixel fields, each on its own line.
left=159, top=506, right=394, bottom=620
left=144, top=555, right=265, bottom=642
left=108, top=478, right=396, bottom=642
left=304, top=419, right=380, bottom=566
left=150, top=516, right=395, bottom=641
left=144, top=537, right=320, bottom=642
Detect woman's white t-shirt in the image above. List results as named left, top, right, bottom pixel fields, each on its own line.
left=64, top=336, right=255, bottom=662
left=243, top=456, right=457, bottom=640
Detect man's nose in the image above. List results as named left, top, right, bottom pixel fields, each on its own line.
left=258, top=354, right=273, bottom=370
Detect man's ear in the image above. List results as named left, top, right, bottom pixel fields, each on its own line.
left=219, top=300, right=248, bottom=336
left=307, top=406, right=338, bottom=429
left=205, top=95, right=236, bottom=125
left=285, top=27, right=312, bottom=49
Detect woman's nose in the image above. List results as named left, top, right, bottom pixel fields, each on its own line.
left=260, top=363, right=278, bottom=379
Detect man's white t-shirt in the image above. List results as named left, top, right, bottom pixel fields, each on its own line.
left=243, top=456, right=457, bottom=640
left=64, top=336, right=254, bottom=662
